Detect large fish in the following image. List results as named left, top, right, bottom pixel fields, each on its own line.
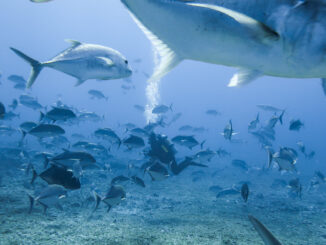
left=122, top=0, right=326, bottom=121
left=11, top=39, right=132, bottom=88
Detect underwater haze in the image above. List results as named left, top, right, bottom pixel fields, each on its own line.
left=1, top=0, right=326, bottom=244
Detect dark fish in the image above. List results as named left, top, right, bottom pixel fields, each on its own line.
left=152, top=104, right=172, bottom=114
left=146, top=162, right=169, bottom=181
left=222, top=120, right=236, bottom=140
left=28, top=185, right=67, bottom=214
left=179, top=125, right=193, bottom=131
left=171, top=135, right=203, bottom=150
left=40, top=107, right=76, bottom=122
left=93, top=185, right=126, bottom=213
left=32, top=164, right=81, bottom=190
left=9, top=99, right=18, bottom=110
left=20, top=121, right=37, bottom=132
left=232, top=159, right=249, bottom=171
left=315, top=170, right=326, bottom=182
left=216, top=148, right=231, bottom=158
left=111, top=175, right=130, bottom=185
left=8, top=74, right=26, bottom=84
left=241, top=183, right=249, bottom=202
left=289, top=119, right=304, bottom=131
left=134, top=104, right=145, bottom=112
left=131, top=175, right=145, bottom=187
left=257, top=104, right=283, bottom=112
left=205, top=109, right=220, bottom=116
left=123, top=135, right=145, bottom=149
left=23, top=124, right=65, bottom=139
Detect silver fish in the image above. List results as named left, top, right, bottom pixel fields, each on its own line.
left=11, top=39, right=132, bottom=88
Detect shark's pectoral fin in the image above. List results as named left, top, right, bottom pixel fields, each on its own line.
left=186, top=3, right=279, bottom=44
left=126, top=9, right=182, bottom=122
left=128, top=12, right=181, bottom=82
left=228, top=68, right=262, bottom=87
left=321, top=78, right=326, bottom=96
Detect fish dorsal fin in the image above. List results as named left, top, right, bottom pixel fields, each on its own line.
left=321, top=78, right=326, bottom=96
left=126, top=11, right=182, bottom=122
left=97, top=57, right=114, bottom=66
left=228, top=68, right=262, bottom=87
left=186, top=3, right=279, bottom=44
left=65, top=39, right=82, bottom=48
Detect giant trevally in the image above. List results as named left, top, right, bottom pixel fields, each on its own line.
left=10, top=39, right=132, bottom=88
left=22, top=124, right=65, bottom=139
left=122, top=0, right=326, bottom=122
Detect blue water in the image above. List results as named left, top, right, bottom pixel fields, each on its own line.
left=1, top=1, right=326, bottom=244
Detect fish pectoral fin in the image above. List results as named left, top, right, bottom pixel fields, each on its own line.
left=228, top=69, right=262, bottom=87
left=75, top=78, right=86, bottom=87
left=65, top=39, right=82, bottom=48
left=186, top=3, right=279, bottom=43
left=97, top=56, right=114, bottom=66
left=321, top=78, right=326, bottom=96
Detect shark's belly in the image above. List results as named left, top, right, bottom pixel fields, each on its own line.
left=123, top=0, right=326, bottom=79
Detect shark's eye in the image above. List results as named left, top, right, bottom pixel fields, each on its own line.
left=125, top=60, right=128, bottom=64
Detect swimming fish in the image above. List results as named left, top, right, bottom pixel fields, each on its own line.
left=93, top=185, right=126, bottom=213
left=28, top=185, right=67, bottom=214
left=11, top=39, right=132, bottom=88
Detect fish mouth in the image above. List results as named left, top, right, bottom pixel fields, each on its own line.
left=126, top=67, right=133, bottom=77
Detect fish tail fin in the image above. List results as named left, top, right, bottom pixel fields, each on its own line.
left=200, top=140, right=206, bottom=150
left=39, top=111, right=45, bottom=122
left=31, top=168, right=38, bottom=184
left=21, top=130, right=27, bottom=140
left=10, top=47, right=43, bottom=88
left=27, top=194, right=34, bottom=214
left=39, top=201, right=48, bottom=214
left=18, top=130, right=26, bottom=147
left=106, top=205, right=112, bottom=213
left=117, top=139, right=121, bottom=149
left=279, top=110, right=285, bottom=125
left=93, top=191, right=101, bottom=212
left=169, top=103, right=173, bottom=111
left=43, top=155, right=49, bottom=169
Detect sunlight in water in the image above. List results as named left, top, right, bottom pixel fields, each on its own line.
left=145, top=76, right=159, bottom=123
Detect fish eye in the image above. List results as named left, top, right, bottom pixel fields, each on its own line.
left=125, top=60, right=128, bottom=64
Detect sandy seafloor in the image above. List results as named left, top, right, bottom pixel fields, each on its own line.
left=1, top=166, right=326, bottom=245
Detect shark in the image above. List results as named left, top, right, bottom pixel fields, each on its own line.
left=121, top=0, right=326, bottom=121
